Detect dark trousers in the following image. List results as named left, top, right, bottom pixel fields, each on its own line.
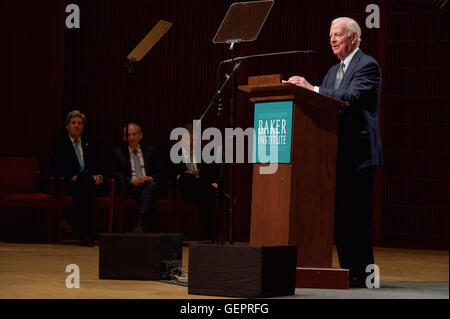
left=127, top=180, right=159, bottom=232
left=64, top=171, right=97, bottom=242
left=179, top=173, right=218, bottom=241
left=334, top=166, right=377, bottom=280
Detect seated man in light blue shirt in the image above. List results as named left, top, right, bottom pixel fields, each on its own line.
left=111, top=123, right=161, bottom=232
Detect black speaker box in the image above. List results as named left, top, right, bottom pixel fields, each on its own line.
left=188, top=243, right=297, bottom=298
left=99, top=233, right=183, bottom=280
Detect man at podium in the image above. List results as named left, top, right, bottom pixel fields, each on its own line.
left=287, top=17, right=382, bottom=287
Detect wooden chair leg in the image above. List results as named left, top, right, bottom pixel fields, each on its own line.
left=33, top=209, right=40, bottom=235
left=108, top=179, right=115, bottom=233
left=175, top=184, right=181, bottom=233
left=167, top=182, right=173, bottom=232
left=167, top=202, right=171, bottom=233
left=108, top=200, right=114, bottom=233
left=57, top=205, right=63, bottom=243
left=119, top=202, right=124, bottom=233
left=47, top=206, right=54, bottom=244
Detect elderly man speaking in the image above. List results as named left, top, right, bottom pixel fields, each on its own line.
left=287, top=17, right=383, bottom=288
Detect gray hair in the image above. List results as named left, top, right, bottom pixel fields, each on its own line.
left=65, top=110, right=86, bottom=126
left=332, top=17, right=361, bottom=47
left=122, top=123, right=143, bottom=137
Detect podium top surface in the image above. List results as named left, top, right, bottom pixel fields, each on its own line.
left=238, top=82, right=348, bottom=108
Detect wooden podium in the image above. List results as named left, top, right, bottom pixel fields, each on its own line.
left=239, top=74, right=349, bottom=289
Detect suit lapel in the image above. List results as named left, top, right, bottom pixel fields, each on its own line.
left=126, top=145, right=149, bottom=176
left=329, top=63, right=340, bottom=88
left=81, top=140, right=89, bottom=168
left=340, top=49, right=363, bottom=89
left=141, top=145, right=150, bottom=175
left=65, top=135, right=81, bottom=171
left=122, top=144, right=132, bottom=175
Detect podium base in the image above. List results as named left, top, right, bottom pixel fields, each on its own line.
left=296, top=267, right=349, bottom=290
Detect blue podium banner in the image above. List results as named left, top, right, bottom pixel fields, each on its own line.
left=253, top=100, right=293, bottom=164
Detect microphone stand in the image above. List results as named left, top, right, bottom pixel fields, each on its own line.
left=125, top=59, right=136, bottom=146
left=122, top=59, right=136, bottom=189
left=227, top=40, right=237, bottom=245
left=200, top=48, right=314, bottom=244
left=216, top=48, right=313, bottom=245
left=199, top=54, right=241, bottom=245
left=199, top=62, right=241, bottom=122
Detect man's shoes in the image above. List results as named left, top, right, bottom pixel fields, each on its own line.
left=79, top=239, right=94, bottom=247
left=79, top=233, right=94, bottom=247
left=132, top=224, right=144, bottom=233
left=349, top=276, right=367, bottom=288
left=79, top=241, right=94, bottom=247
left=60, top=220, right=73, bottom=233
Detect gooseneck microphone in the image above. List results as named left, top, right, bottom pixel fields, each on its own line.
left=219, top=49, right=314, bottom=65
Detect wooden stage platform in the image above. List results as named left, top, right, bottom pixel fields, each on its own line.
left=0, top=241, right=448, bottom=299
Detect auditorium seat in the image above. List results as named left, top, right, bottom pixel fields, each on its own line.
left=116, top=180, right=173, bottom=233
left=174, top=181, right=226, bottom=242
left=174, top=183, right=203, bottom=241
left=0, top=157, right=57, bottom=243
left=56, top=177, right=115, bottom=243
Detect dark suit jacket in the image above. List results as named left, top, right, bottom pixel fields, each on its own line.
left=167, top=150, right=220, bottom=205
left=110, top=144, right=161, bottom=184
left=319, top=49, right=383, bottom=170
left=170, top=161, right=219, bottom=185
left=50, top=135, right=103, bottom=184
left=167, top=147, right=219, bottom=186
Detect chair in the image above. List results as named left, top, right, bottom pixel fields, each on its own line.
left=56, top=177, right=115, bottom=243
left=0, top=157, right=57, bottom=243
left=174, top=180, right=227, bottom=242
left=174, top=181, right=203, bottom=240
left=117, top=180, right=173, bottom=233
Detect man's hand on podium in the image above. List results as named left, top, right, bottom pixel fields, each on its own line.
left=283, top=76, right=314, bottom=90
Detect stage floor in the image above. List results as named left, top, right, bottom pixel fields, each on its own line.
left=0, top=241, right=448, bottom=299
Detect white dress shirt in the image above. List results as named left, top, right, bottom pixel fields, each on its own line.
left=69, top=135, right=84, bottom=161
left=314, top=47, right=360, bottom=92
left=68, top=135, right=103, bottom=182
left=128, top=145, right=146, bottom=178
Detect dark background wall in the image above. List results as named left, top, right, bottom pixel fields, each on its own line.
left=0, top=0, right=448, bottom=249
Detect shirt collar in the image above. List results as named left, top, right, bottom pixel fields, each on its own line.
left=181, top=146, right=197, bottom=161
left=342, top=47, right=359, bottom=69
left=128, top=144, right=142, bottom=153
left=69, top=135, right=82, bottom=144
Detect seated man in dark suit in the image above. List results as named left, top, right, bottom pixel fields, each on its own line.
left=111, top=123, right=161, bottom=233
left=169, top=124, right=220, bottom=241
left=50, top=110, right=104, bottom=247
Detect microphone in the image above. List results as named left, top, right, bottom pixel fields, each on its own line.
left=217, top=94, right=223, bottom=116
left=219, top=49, right=314, bottom=64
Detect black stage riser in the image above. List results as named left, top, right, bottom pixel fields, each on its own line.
left=99, top=233, right=183, bottom=280
left=188, top=243, right=297, bottom=298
